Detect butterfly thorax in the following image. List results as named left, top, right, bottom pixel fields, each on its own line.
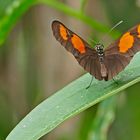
left=95, top=44, right=104, bottom=63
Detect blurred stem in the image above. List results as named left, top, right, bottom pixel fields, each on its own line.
left=80, top=0, right=88, bottom=13
left=88, top=96, right=116, bottom=140
left=35, top=0, right=120, bottom=38
left=77, top=105, right=98, bottom=140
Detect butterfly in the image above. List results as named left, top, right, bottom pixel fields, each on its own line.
left=52, top=20, right=140, bottom=81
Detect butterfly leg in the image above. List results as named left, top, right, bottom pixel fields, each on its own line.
left=113, top=78, right=119, bottom=85
left=86, top=76, right=94, bottom=89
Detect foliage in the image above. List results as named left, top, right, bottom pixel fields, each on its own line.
left=0, top=0, right=139, bottom=140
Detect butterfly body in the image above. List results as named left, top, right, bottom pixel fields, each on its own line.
left=94, top=44, right=108, bottom=80
left=52, top=20, right=140, bottom=81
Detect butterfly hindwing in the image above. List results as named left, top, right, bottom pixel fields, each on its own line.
left=104, top=54, right=131, bottom=80
left=77, top=48, right=102, bottom=80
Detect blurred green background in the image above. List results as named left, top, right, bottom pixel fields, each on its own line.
left=0, top=0, right=140, bottom=140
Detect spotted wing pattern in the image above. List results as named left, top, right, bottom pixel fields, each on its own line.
left=52, top=20, right=103, bottom=80
left=104, top=24, right=140, bottom=80
left=52, top=20, right=140, bottom=81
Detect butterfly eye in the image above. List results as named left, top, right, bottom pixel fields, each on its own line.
left=96, top=45, right=101, bottom=50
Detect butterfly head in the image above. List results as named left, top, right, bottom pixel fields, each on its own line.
left=95, top=44, right=104, bottom=56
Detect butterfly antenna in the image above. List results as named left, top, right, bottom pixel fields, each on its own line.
left=102, top=20, right=123, bottom=41
left=89, top=20, right=123, bottom=46
left=108, top=20, right=123, bottom=34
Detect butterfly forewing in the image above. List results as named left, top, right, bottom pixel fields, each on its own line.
left=52, top=20, right=103, bottom=80
left=105, top=24, right=140, bottom=57
left=52, top=21, right=89, bottom=55
left=104, top=24, right=140, bottom=80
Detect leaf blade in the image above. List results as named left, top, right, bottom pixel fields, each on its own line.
left=0, top=0, right=35, bottom=45
left=6, top=53, right=140, bottom=140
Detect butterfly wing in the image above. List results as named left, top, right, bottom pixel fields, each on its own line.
left=104, top=54, right=131, bottom=80
left=52, top=20, right=103, bottom=80
left=104, top=24, right=140, bottom=80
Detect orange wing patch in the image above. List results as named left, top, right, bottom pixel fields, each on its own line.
left=71, top=34, right=86, bottom=53
left=119, top=32, right=134, bottom=53
left=137, top=24, right=140, bottom=38
left=60, top=25, right=68, bottom=40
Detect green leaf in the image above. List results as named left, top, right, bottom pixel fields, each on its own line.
left=0, top=0, right=121, bottom=45
left=100, top=0, right=140, bottom=31
left=108, top=83, right=140, bottom=140
left=0, top=0, right=35, bottom=45
left=88, top=97, right=116, bottom=140
left=6, top=52, right=140, bottom=140
left=79, top=0, right=88, bottom=13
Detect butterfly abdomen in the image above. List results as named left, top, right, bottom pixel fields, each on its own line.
left=100, top=63, right=108, bottom=79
